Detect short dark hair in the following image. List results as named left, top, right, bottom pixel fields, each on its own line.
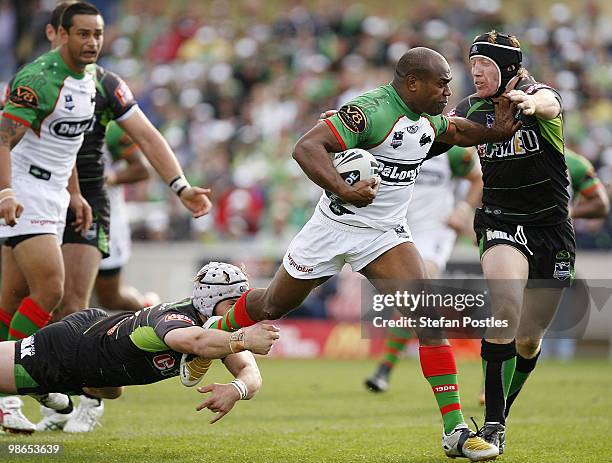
left=49, top=2, right=76, bottom=31
left=60, top=1, right=102, bottom=32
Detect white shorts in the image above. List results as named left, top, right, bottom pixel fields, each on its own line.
left=410, top=224, right=456, bottom=272
left=0, top=176, right=69, bottom=239
left=283, top=208, right=412, bottom=279
left=99, top=186, right=131, bottom=271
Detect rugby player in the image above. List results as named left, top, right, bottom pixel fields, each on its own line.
left=0, top=262, right=279, bottom=433
left=423, top=30, right=585, bottom=453
left=0, top=1, right=211, bottom=430
left=192, top=47, right=521, bottom=461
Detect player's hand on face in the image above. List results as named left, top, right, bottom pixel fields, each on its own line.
left=318, top=109, right=337, bottom=121
left=69, top=193, right=93, bottom=236
left=505, top=90, right=536, bottom=116
left=179, top=186, right=213, bottom=218
left=491, top=96, right=522, bottom=138
left=196, top=383, right=240, bottom=424
left=0, top=197, right=23, bottom=226
left=340, top=177, right=380, bottom=208
left=243, top=323, right=280, bottom=355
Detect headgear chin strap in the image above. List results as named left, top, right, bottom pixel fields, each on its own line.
left=469, top=31, right=522, bottom=97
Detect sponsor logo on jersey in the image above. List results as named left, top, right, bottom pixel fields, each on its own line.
left=419, top=133, right=432, bottom=146
left=286, top=253, right=314, bottom=273
left=337, top=105, right=367, bottom=133
left=114, top=79, right=134, bottom=107
left=20, top=336, right=36, bottom=359
left=328, top=201, right=355, bottom=216
left=152, top=354, right=176, bottom=376
left=406, top=124, right=419, bottom=134
left=50, top=117, right=94, bottom=139
left=64, top=94, right=75, bottom=111
left=485, top=229, right=515, bottom=243
left=377, top=160, right=420, bottom=185
left=9, top=86, right=39, bottom=108
left=164, top=313, right=196, bottom=325
left=553, top=261, right=571, bottom=280
left=480, top=129, right=540, bottom=159
left=486, top=113, right=495, bottom=128
left=556, top=250, right=571, bottom=260
left=391, top=131, right=404, bottom=149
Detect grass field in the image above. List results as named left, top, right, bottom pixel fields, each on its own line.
left=2, top=358, right=611, bottom=463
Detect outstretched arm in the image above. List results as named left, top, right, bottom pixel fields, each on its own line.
left=506, top=88, right=561, bottom=120
left=118, top=108, right=212, bottom=217
left=437, top=97, right=521, bottom=147
left=164, top=322, right=279, bottom=358
left=195, top=352, right=262, bottom=423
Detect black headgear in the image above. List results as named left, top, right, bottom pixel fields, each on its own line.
left=469, top=31, right=522, bottom=97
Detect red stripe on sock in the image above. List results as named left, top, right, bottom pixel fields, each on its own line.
left=20, top=297, right=51, bottom=328
left=440, top=403, right=461, bottom=416
left=233, top=290, right=256, bottom=327
left=0, top=309, right=12, bottom=325
left=8, top=327, right=28, bottom=340
left=385, top=347, right=400, bottom=356
left=382, top=360, right=394, bottom=369
left=419, top=345, right=457, bottom=377
left=224, top=312, right=237, bottom=330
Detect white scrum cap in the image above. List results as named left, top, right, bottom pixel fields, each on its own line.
left=192, top=262, right=249, bottom=317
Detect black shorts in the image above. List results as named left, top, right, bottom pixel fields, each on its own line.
left=62, top=189, right=110, bottom=257
left=474, top=209, right=575, bottom=288
left=13, top=309, right=109, bottom=395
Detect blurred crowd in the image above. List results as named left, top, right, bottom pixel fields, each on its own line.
left=1, top=0, right=612, bottom=248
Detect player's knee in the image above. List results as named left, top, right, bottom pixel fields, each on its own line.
left=31, top=279, right=64, bottom=310
left=103, top=387, right=123, bottom=399
left=516, top=338, right=542, bottom=359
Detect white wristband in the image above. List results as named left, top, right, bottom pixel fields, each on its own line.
left=230, top=379, right=248, bottom=400
left=168, top=175, right=190, bottom=197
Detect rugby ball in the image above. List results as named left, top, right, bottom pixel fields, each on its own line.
left=179, top=315, right=221, bottom=387
left=332, top=148, right=379, bottom=185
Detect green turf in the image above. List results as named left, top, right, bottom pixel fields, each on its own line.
left=1, top=358, right=610, bottom=462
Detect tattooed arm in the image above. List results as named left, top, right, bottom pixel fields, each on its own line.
left=0, top=115, right=27, bottom=225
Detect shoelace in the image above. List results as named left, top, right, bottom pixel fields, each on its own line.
left=73, top=404, right=101, bottom=429
left=470, top=417, right=483, bottom=437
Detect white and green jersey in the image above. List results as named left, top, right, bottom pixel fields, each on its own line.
left=322, top=84, right=449, bottom=230
left=3, top=49, right=96, bottom=188
left=408, top=146, right=475, bottom=225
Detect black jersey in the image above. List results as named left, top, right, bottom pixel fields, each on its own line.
left=75, top=298, right=202, bottom=388
left=77, top=65, right=138, bottom=193
left=450, top=76, right=570, bottom=226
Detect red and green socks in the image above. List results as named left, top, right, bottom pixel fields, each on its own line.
left=380, top=326, right=412, bottom=371
left=215, top=290, right=256, bottom=332
left=419, top=344, right=464, bottom=435
left=481, top=340, right=516, bottom=425
left=0, top=308, right=12, bottom=341
left=8, top=297, right=51, bottom=340
left=505, top=350, right=540, bottom=417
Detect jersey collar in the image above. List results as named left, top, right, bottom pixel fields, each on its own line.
left=386, top=83, right=420, bottom=121
left=51, top=49, right=88, bottom=80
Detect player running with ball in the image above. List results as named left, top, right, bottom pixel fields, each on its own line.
left=187, top=47, right=521, bottom=461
